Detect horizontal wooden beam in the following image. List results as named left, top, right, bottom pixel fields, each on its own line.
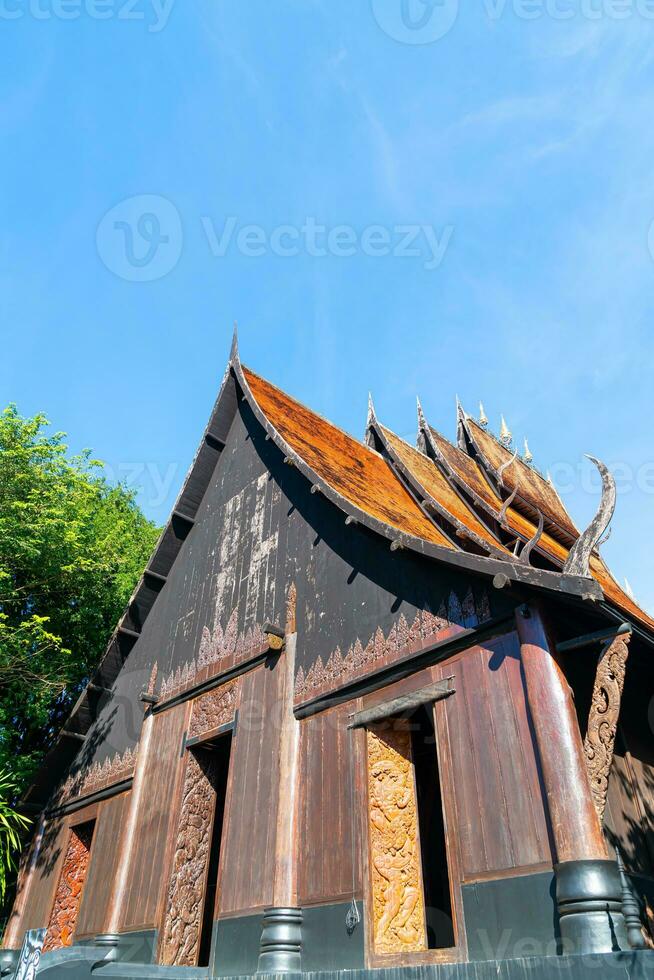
left=118, top=625, right=141, bottom=640
left=143, top=568, right=168, bottom=585
left=347, top=677, right=455, bottom=729
left=557, top=622, right=631, bottom=654
left=172, top=509, right=195, bottom=526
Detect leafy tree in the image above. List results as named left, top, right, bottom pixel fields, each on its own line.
left=0, top=405, right=160, bottom=795
left=0, top=771, right=30, bottom=906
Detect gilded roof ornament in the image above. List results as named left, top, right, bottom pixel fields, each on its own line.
left=479, top=402, right=488, bottom=428
left=499, top=415, right=512, bottom=446
left=523, top=438, right=533, bottom=464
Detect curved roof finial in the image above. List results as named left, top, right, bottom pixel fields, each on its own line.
left=520, top=509, right=544, bottom=566
left=563, top=456, right=616, bottom=578
left=479, top=402, right=488, bottom=428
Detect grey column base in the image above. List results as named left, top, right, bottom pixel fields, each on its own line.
left=93, top=933, right=121, bottom=964
left=0, top=949, right=19, bottom=978
left=257, top=907, right=302, bottom=974
left=556, top=859, right=628, bottom=954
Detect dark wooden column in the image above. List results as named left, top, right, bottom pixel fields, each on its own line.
left=515, top=603, right=627, bottom=953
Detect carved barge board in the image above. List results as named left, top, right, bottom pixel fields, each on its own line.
left=42, top=822, right=94, bottom=952
left=584, top=631, right=631, bottom=821
left=160, top=750, right=219, bottom=967
left=366, top=721, right=427, bottom=955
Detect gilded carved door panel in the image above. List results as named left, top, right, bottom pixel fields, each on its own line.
left=366, top=721, right=427, bottom=956
left=43, top=821, right=95, bottom=953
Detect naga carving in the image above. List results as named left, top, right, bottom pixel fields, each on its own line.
left=43, top=823, right=94, bottom=952
left=160, top=751, right=218, bottom=967
left=583, top=632, right=631, bottom=821
left=189, top=680, right=238, bottom=740
left=367, top=722, right=426, bottom=955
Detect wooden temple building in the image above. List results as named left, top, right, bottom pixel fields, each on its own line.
left=3, top=333, right=654, bottom=979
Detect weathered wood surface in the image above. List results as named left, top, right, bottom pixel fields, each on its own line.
left=75, top=791, right=129, bottom=938
left=118, top=703, right=190, bottom=932
left=434, top=633, right=553, bottom=879
left=515, top=605, right=608, bottom=863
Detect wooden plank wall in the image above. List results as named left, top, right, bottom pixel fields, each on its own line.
left=217, top=660, right=285, bottom=916
left=434, top=632, right=553, bottom=880
left=13, top=814, right=68, bottom=936
left=76, top=791, right=130, bottom=938
left=119, top=702, right=190, bottom=932
left=297, top=703, right=362, bottom=907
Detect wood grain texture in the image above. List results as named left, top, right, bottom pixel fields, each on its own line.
left=75, top=792, right=129, bottom=938
left=297, top=703, right=361, bottom=907
left=434, top=633, right=553, bottom=879
left=217, top=661, right=284, bottom=915
left=119, top=702, right=190, bottom=932
left=516, top=605, right=608, bottom=864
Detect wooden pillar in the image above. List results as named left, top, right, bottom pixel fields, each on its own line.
left=257, top=631, right=302, bottom=974
left=94, top=705, right=157, bottom=959
left=515, top=603, right=627, bottom=953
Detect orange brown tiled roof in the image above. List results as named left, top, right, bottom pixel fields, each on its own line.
left=427, top=424, right=570, bottom=565
left=242, top=367, right=456, bottom=550
left=464, top=417, right=579, bottom=540
left=379, top=425, right=511, bottom=556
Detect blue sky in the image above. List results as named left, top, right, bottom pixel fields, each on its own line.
left=2, top=1, right=654, bottom=612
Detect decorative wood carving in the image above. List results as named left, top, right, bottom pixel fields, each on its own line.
left=367, top=722, right=426, bottom=955
left=189, top=680, right=239, bottom=739
left=584, top=632, right=631, bottom=821
left=295, top=588, right=491, bottom=702
left=159, top=607, right=267, bottom=700
left=160, top=751, right=218, bottom=967
left=43, top=823, right=94, bottom=952
left=58, top=746, right=137, bottom=803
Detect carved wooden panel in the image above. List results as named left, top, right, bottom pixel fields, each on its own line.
left=367, top=721, right=426, bottom=955
left=584, top=632, right=631, bottom=820
left=43, top=822, right=94, bottom=952
left=189, top=680, right=238, bottom=740
left=160, top=750, right=217, bottom=967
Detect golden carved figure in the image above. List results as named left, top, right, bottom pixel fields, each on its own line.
left=367, top=722, right=426, bottom=955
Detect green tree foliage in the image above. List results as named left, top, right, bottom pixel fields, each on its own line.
left=0, top=771, right=30, bottom=905
left=0, top=405, right=161, bottom=794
